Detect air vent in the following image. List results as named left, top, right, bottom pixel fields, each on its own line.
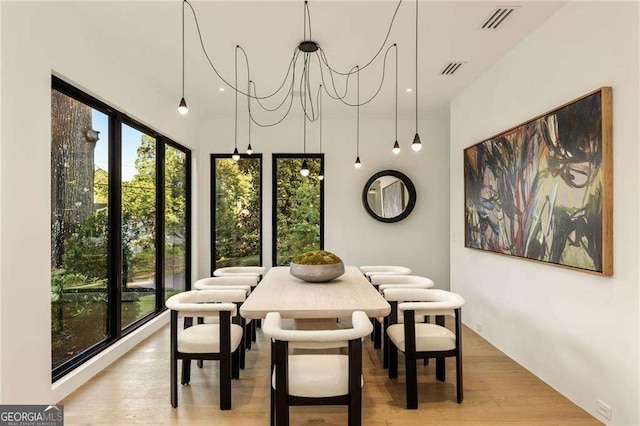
left=480, top=6, right=519, bottom=30
left=440, top=61, right=465, bottom=76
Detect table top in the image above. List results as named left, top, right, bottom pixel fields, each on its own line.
left=239, top=266, right=391, bottom=320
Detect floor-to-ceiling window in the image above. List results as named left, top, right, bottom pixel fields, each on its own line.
left=164, top=144, right=190, bottom=302
left=50, top=76, right=191, bottom=380
left=211, top=154, right=262, bottom=272
left=272, top=154, right=324, bottom=266
left=121, top=122, right=157, bottom=328
left=51, top=85, right=110, bottom=372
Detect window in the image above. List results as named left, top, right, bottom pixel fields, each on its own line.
left=272, top=154, right=324, bottom=266
left=51, top=87, right=110, bottom=371
left=211, top=154, right=262, bottom=272
left=164, top=144, right=190, bottom=302
left=121, top=123, right=157, bottom=328
left=50, top=76, right=191, bottom=380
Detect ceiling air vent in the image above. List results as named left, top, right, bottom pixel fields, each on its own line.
left=480, top=6, right=519, bottom=30
left=440, top=61, right=465, bottom=76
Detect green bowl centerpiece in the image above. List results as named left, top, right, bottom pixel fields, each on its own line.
left=290, top=250, right=345, bottom=283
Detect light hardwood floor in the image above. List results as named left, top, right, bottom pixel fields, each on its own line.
left=62, top=321, right=599, bottom=425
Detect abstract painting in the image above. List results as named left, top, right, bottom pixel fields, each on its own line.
left=464, top=88, right=612, bottom=275
left=383, top=179, right=405, bottom=218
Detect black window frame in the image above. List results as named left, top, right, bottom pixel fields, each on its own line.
left=272, top=153, right=325, bottom=266
left=210, top=153, right=263, bottom=274
left=51, top=76, right=192, bottom=381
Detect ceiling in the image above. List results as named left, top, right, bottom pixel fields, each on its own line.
left=70, top=1, right=565, bottom=120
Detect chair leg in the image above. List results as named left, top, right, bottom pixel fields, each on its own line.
left=274, top=341, right=289, bottom=426
left=373, top=320, right=382, bottom=349
left=197, top=360, right=203, bottom=368
left=270, top=385, right=275, bottom=426
left=436, top=358, right=446, bottom=382
left=389, top=341, right=398, bottom=379
left=348, top=339, right=363, bottom=426
left=171, top=354, right=178, bottom=408
left=405, top=352, right=418, bottom=409
left=220, top=354, right=232, bottom=410
left=232, top=348, right=240, bottom=380
left=257, top=318, right=262, bottom=329
left=383, top=317, right=389, bottom=369
left=456, top=353, right=464, bottom=403
left=240, top=328, right=247, bottom=370
left=246, top=321, right=253, bottom=350
left=252, top=320, right=257, bottom=342
left=270, top=339, right=276, bottom=426
left=181, top=359, right=191, bottom=385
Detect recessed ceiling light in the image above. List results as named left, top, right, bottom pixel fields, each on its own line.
left=406, top=88, right=412, bottom=93
left=219, top=87, right=225, bottom=92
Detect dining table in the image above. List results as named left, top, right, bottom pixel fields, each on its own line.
left=239, top=265, right=391, bottom=321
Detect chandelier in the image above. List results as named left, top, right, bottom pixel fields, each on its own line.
left=178, top=0, right=423, bottom=176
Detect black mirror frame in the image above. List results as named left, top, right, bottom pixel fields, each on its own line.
left=362, top=170, right=417, bottom=223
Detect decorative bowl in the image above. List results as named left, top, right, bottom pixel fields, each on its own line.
left=290, top=262, right=345, bottom=283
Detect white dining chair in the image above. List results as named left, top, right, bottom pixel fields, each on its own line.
left=359, top=265, right=412, bottom=280
left=372, top=275, right=436, bottom=368
left=384, top=288, right=465, bottom=409
left=165, top=289, right=247, bottom=410
left=213, top=267, right=267, bottom=333
left=193, top=277, right=256, bottom=369
left=213, top=266, right=266, bottom=279
left=263, top=311, right=373, bottom=426
left=368, top=274, right=431, bottom=350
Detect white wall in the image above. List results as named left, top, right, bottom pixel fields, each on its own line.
left=197, top=114, right=450, bottom=289
left=0, top=2, right=200, bottom=403
left=449, top=3, right=639, bottom=425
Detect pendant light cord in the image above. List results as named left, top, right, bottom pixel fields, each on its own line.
left=303, top=54, right=307, bottom=155
left=248, top=79, right=252, bottom=143
left=415, top=0, right=418, bottom=133
left=394, top=43, right=398, bottom=141
left=234, top=46, right=238, bottom=150
left=182, top=0, right=185, bottom=98
left=356, top=65, right=360, bottom=157
left=319, top=84, right=322, bottom=153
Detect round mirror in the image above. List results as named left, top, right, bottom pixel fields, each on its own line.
left=362, top=170, right=416, bottom=223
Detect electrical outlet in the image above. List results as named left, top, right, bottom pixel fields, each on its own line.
left=475, top=322, right=483, bottom=333
left=597, top=399, right=612, bottom=421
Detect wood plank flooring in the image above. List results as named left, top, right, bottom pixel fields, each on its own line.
left=62, top=321, right=599, bottom=425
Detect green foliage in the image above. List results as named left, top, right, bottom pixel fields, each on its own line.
left=215, top=158, right=261, bottom=266
left=62, top=210, right=108, bottom=280
left=51, top=272, right=89, bottom=302
left=293, top=250, right=342, bottom=265
left=276, top=158, right=321, bottom=265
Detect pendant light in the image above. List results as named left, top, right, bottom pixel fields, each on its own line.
left=411, top=0, right=422, bottom=152
left=300, top=58, right=310, bottom=177
left=354, top=65, right=362, bottom=169
left=392, top=44, right=400, bottom=154
left=232, top=46, right=240, bottom=162
left=300, top=159, right=310, bottom=177
left=178, top=1, right=188, bottom=115
left=246, top=79, right=253, bottom=155
left=317, top=85, right=324, bottom=181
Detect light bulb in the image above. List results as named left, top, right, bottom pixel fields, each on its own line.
left=393, top=140, right=400, bottom=155
left=412, top=133, right=422, bottom=152
left=354, top=156, right=362, bottom=169
left=300, top=159, right=310, bottom=177
left=232, top=148, right=240, bottom=162
left=246, top=144, right=253, bottom=155
left=318, top=174, right=325, bottom=181
left=178, top=97, right=188, bottom=115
